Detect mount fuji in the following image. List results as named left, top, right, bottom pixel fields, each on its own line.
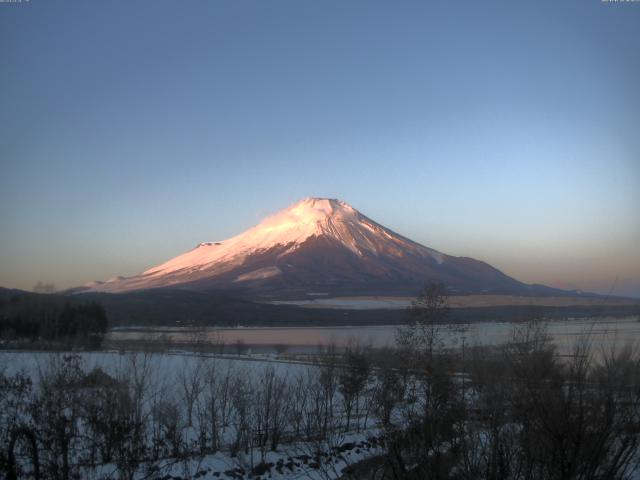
left=79, top=198, right=563, bottom=298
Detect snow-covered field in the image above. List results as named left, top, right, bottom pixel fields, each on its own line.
left=89, top=431, right=384, bottom=480
left=1, top=351, right=382, bottom=479
left=0, top=350, right=306, bottom=381
left=3, top=345, right=640, bottom=479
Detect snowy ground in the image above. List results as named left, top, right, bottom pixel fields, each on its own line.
left=3, top=346, right=639, bottom=479
left=89, top=431, right=384, bottom=480
left=1, top=351, right=383, bottom=479
left=0, top=350, right=308, bottom=380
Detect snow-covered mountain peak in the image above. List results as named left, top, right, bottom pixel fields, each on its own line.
left=134, top=198, right=368, bottom=279
left=84, top=198, right=443, bottom=293
left=289, top=197, right=355, bottom=218
left=257, top=197, right=359, bottom=234
left=75, top=198, right=556, bottom=297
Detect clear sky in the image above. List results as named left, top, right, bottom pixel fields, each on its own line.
left=1, top=0, right=639, bottom=297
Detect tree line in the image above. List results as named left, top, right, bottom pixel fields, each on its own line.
left=0, top=294, right=108, bottom=348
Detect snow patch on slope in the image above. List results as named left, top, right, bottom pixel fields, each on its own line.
left=234, top=266, right=282, bottom=282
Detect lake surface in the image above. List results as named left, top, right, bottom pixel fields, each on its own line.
left=107, top=316, right=640, bottom=354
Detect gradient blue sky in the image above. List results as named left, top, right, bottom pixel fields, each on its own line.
left=1, top=0, right=639, bottom=296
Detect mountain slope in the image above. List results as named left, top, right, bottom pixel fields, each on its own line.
left=79, top=198, right=566, bottom=298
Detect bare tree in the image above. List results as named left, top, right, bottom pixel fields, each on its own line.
left=178, top=357, right=205, bottom=427
left=197, top=358, right=220, bottom=453
left=31, top=354, right=87, bottom=480
left=229, top=370, right=252, bottom=455
left=114, top=352, right=159, bottom=479
left=273, top=343, right=289, bottom=357
left=289, top=372, right=310, bottom=439
left=397, top=282, right=450, bottom=362
left=234, top=339, right=249, bottom=356
left=338, top=343, right=371, bottom=432
left=33, top=281, right=56, bottom=294
left=253, top=365, right=290, bottom=460
left=152, top=397, right=183, bottom=458
left=1, top=370, right=37, bottom=479
left=210, top=330, right=226, bottom=355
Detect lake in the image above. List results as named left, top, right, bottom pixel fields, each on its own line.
left=107, top=315, right=640, bottom=354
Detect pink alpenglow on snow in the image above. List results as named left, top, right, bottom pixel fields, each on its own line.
left=79, top=198, right=569, bottom=298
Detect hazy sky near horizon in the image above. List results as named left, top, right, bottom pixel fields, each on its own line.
left=1, top=0, right=639, bottom=297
